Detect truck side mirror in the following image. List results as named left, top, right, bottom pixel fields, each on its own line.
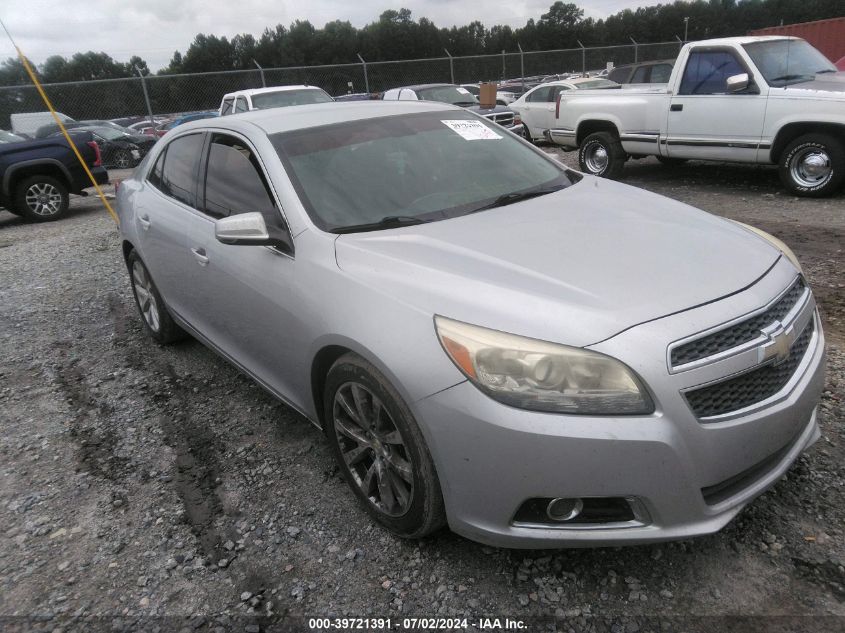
left=726, top=73, right=750, bottom=93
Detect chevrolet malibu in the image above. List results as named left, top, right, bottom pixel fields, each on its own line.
left=116, top=101, right=825, bottom=548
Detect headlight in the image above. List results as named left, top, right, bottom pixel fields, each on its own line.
left=731, top=221, right=803, bottom=273
left=435, top=316, right=654, bottom=415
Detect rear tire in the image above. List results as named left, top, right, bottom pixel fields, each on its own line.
left=522, top=125, right=536, bottom=145
left=778, top=133, right=845, bottom=198
left=578, top=131, right=626, bottom=179
left=14, top=175, right=69, bottom=222
left=126, top=250, right=187, bottom=344
left=324, top=353, right=446, bottom=539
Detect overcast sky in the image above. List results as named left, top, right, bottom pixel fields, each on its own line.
left=2, top=0, right=660, bottom=71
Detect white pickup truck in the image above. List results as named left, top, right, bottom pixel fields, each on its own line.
left=548, top=36, right=845, bottom=197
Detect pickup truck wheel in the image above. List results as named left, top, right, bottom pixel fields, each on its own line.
left=15, top=176, right=69, bottom=222
left=324, top=353, right=446, bottom=539
left=579, top=132, right=626, bottom=179
left=126, top=251, right=187, bottom=344
left=779, top=134, right=845, bottom=197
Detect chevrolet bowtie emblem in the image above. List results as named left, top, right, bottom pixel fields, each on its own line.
left=759, top=321, right=795, bottom=366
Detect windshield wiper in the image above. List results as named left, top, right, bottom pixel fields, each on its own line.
left=769, top=73, right=814, bottom=84
left=468, top=185, right=566, bottom=213
left=331, top=215, right=427, bottom=234
left=816, top=69, right=836, bottom=74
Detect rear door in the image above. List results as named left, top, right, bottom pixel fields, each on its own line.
left=133, top=133, right=205, bottom=318
left=666, top=47, right=768, bottom=162
left=184, top=132, right=299, bottom=397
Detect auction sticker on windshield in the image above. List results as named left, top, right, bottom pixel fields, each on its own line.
left=442, top=119, right=502, bottom=140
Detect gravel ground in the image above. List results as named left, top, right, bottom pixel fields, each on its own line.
left=0, top=156, right=843, bottom=633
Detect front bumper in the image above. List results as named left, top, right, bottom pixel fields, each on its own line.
left=414, top=264, right=825, bottom=548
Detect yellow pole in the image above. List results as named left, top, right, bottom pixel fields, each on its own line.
left=0, top=20, right=119, bottom=224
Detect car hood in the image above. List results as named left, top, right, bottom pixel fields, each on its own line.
left=780, top=72, right=845, bottom=97
left=464, top=104, right=514, bottom=115
left=334, top=177, right=781, bottom=347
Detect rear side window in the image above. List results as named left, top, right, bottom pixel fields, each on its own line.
left=527, top=86, right=552, bottom=103
left=203, top=134, right=276, bottom=219
left=631, top=66, right=649, bottom=83
left=220, top=98, right=234, bottom=116
left=234, top=97, right=249, bottom=113
left=651, top=64, right=673, bottom=83
left=150, top=133, right=204, bottom=207
left=679, top=50, right=745, bottom=95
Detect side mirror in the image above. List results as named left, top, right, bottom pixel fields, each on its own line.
left=215, top=211, right=294, bottom=254
left=726, top=73, right=750, bottom=93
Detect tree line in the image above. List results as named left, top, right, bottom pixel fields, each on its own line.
left=0, top=0, right=842, bottom=86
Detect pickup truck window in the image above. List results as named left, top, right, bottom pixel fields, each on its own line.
left=743, top=40, right=836, bottom=87
left=220, top=98, right=234, bottom=116
left=651, top=64, right=673, bottom=83
left=679, top=51, right=745, bottom=95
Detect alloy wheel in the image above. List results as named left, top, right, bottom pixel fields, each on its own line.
left=333, top=382, right=414, bottom=517
left=115, top=151, right=132, bottom=169
left=132, top=260, right=161, bottom=332
left=24, top=182, right=63, bottom=217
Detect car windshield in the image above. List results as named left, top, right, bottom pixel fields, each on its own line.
left=575, top=79, right=618, bottom=89
left=416, top=86, right=479, bottom=105
left=90, top=127, right=128, bottom=140
left=251, top=89, right=333, bottom=109
left=0, top=130, right=25, bottom=143
left=272, top=110, right=576, bottom=232
left=743, top=39, right=836, bottom=86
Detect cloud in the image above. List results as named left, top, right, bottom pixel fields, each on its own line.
left=1, top=0, right=659, bottom=71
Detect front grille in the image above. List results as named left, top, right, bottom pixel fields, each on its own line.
left=685, top=317, right=815, bottom=419
left=484, top=112, right=515, bottom=127
left=671, top=277, right=806, bottom=368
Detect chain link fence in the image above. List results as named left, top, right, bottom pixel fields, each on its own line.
left=0, top=40, right=683, bottom=132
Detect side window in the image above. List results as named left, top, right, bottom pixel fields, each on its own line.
left=679, top=51, right=745, bottom=95
left=650, top=64, right=673, bottom=83
left=234, top=97, right=249, bottom=113
left=148, top=148, right=166, bottom=189
left=220, top=98, right=234, bottom=116
left=155, top=133, right=204, bottom=207
left=203, top=134, right=276, bottom=219
left=631, top=66, right=649, bottom=83
left=527, top=87, right=551, bottom=103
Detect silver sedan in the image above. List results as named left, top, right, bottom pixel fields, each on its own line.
left=116, top=101, right=824, bottom=548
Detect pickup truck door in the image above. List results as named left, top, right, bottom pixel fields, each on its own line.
left=665, top=47, right=768, bottom=162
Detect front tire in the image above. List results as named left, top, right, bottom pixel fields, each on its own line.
left=14, top=175, right=69, bottom=222
left=778, top=134, right=845, bottom=197
left=126, top=251, right=186, bottom=344
left=578, top=131, right=626, bottom=179
left=113, top=149, right=133, bottom=170
left=324, top=353, right=445, bottom=538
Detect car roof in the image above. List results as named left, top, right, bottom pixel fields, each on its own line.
left=177, top=100, right=461, bottom=136
left=222, top=85, right=325, bottom=99
left=391, top=83, right=453, bottom=92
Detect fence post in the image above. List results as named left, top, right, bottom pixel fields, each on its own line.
left=357, top=53, right=370, bottom=94
left=444, top=49, right=454, bottom=84
left=135, top=65, right=155, bottom=126
left=630, top=37, right=638, bottom=63
left=501, top=50, right=506, bottom=81
left=577, top=41, right=586, bottom=76
left=253, top=59, right=266, bottom=88
left=517, top=43, right=525, bottom=92
left=675, top=35, right=684, bottom=52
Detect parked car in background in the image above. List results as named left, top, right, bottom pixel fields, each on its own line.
left=219, top=86, right=334, bottom=116
left=511, top=78, right=620, bottom=143
left=116, top=101, right=823, bottom=547
left=51, top=125, right=156, bottom=169
left=34, top=119, right=144, bottom=139
left=608, top=59, right=675, bottom=84
left=128, top=119, right=167, bottom=133
left=382, top=84, right=523, bottom=133
left=334, top=93, right=380, bottom=101
left=151, top=112, right=218, bottom=138
left=1, top=130, right=107, bottom=221
left=548, top=36, right=845, bottom=196
left=110, top=116, right=149, bottom=128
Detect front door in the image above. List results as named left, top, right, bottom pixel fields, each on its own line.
left=666, top=48, right=768, bottom=162
left=184, top=132, right=300, bottom=399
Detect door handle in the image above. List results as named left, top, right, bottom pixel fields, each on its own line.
left=670, top=104, right=683, bottom=112
left=138, top=214, right=151, bottom=230
left=191, top=247, right=209, bottom=266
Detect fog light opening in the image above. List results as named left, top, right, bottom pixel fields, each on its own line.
left=546, top=497, right=584, bottom=522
